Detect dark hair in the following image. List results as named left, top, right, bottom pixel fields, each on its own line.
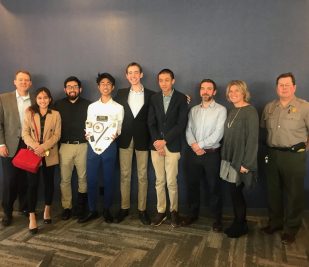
left=126, top=62, right=143, bottom=74
left=276, top=72, right=296, bottom=85
left=200, top=79, right=217, bottom=91
left=29, top=87, right=53, bottom=114
left=96, top=73, right=115, bottom=86
left=157, top=68, right=175, bottom=80
left=15, top=70, right=32, bottom=81
left=64, top=76, right=81, bottom=88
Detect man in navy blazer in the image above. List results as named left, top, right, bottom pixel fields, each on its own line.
left=0, top=70, right=34, bottom=226
left=114, top=62, right=154, bottom=225
left=148, top=68, right=188, bottom=227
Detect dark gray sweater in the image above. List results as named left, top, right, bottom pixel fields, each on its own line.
left=221, top=105, right=259, bottom=186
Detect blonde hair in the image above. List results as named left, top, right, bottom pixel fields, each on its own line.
left=226, top=80, right=250, bottom=102
left=15, top=70, right=32, bottom=81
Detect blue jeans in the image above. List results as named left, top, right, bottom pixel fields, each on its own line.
left=87, top=142, right=117, bottom=211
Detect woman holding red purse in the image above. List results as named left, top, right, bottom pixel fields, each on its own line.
left=22, top=87, right=61, bottom=234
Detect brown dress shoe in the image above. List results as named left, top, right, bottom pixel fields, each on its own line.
left=281, top=232, right=295, bottom=244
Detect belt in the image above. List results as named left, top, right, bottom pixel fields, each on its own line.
left=63, top=141, right=86, bottom=144
left=204, top=147, right=220, bottom=153
left=269, top=142, right=306, bottom=153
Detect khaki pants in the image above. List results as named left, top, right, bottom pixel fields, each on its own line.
left=119, top=139, right=149, bottom=211
left=151, top=147, right=180, bottom=213
left=59, top=143, right=88, bottom=209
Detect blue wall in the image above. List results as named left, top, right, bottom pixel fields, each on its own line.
left=0, top=0, right=309, bottom=210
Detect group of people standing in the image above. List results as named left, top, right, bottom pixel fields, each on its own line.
left=0, top=63, right=308, bottom=245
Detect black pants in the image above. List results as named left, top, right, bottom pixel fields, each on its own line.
left=266, top=149, right=305, bottom=234
left=1, top=139, right=28, bottom=215
left=229, top=182, right=246, bottom=223
left=27, top=158, right=55, bottom=212
left=184, top=147, right=222, bottom=220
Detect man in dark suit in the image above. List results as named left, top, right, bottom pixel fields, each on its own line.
left=114, top=62, right=154, bottom=225
left=0, top=70, right=33, bottom=226
left=148, top=68, right=188, bottom=227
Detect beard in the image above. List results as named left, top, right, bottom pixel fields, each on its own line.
left=202, top=94, right=213, bottom=102
left=66, top=91, right=80, bottom=101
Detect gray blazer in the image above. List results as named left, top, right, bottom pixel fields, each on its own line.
left=0, top=91, right=34, bottom=157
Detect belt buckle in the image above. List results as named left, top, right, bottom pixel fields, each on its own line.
left=72, top=141, right=79, bottom=144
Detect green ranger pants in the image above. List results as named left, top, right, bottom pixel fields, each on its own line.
left=265, top=149, right=306, bottom=235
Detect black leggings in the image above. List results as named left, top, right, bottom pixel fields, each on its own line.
left=27, top=158, right=55, bottom=212
left=229, top=182, right=246, bottom=223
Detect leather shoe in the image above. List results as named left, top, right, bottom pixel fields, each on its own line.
left=225, top=221, right=248, bottom=238
left=281, top=232, right=295, bottom=244
left=61, top=209, right=72, bottom=220
left=1, top=214, right=12, bottom=227
left=181, top=215, right=198, bottom=226
left=43, top=218, right=52, bottom=224
left=115, top=209, right=129, bottom=223
left=212, top=221, right=223, bottom=232
left=78, top=211, right=98, bottom=223
left=152, top=212, right=167, bottom=226
left=103, top=209, right=113, bottom=223
left=261, top=225, right=283, bottom=235
left=29, top=227, right=38, bottom=235
left=139, top=211, right=151, bottom=225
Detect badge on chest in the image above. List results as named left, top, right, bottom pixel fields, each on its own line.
left=85, top=115, right=118, bottom=155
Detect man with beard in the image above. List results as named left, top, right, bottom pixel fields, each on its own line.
left=54, top=76, right=90, bottom=220
left=182, top=79, right=226, bottom=232
left=0, top=70, right=34, bottom=226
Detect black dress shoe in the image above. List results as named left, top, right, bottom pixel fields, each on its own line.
left=281, top=232, right=295, bottom=244
left=61, top=209, right=72, bottom=220
left=43, top=218, right=52, bottom=224
left=78, top=211, right=99, bottom=223
left=212, top=221, right=223, bottom=232
left=225, top=221, right=248, bottom=238
left=139, top=211, right=151, bottom=225
left=103, top=209, right=113, bottom=223
left=181, top=215, right=198, bottom=226
left=115, top=209, right=129, bottom=223
left=261, top=225, right=283, bottom=235
left=29, top=227, right=38, bottom=235
left=1, top=214, right=12, bottom=227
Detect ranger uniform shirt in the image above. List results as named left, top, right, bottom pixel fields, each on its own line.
left=261, top=97, right=309, bottom=147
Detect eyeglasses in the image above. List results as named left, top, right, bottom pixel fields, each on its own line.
left=66, top=85, right=79, bottom=90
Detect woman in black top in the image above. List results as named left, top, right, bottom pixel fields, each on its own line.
left=22, top=87, right=61, bottom=234
left=220, top=80, right=259, bottom=238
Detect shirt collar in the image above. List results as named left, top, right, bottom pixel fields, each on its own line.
left=16, top=90, right=30, bottom=100
left=130, top=84, right=144, bottom=93
left=200, top=99, right=216, bottom=108
left=163, top=89, right=174, bottom=97
left=275, top=96, right=297, bottom=108
left=99, top=97, right=113, bottom=104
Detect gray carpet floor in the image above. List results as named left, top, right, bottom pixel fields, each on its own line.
left=0, top=208, right=308, bottom=267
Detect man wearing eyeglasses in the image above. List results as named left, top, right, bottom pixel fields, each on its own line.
left=54, top=76, right=90, bottom=221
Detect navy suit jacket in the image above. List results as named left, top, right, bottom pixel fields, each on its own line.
left=148, top=89, right=188, bottom=152
left=114, top=87, right=155, bottom=150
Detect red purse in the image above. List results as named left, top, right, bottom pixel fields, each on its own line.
left=12, top=112, right=42, bottom=173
